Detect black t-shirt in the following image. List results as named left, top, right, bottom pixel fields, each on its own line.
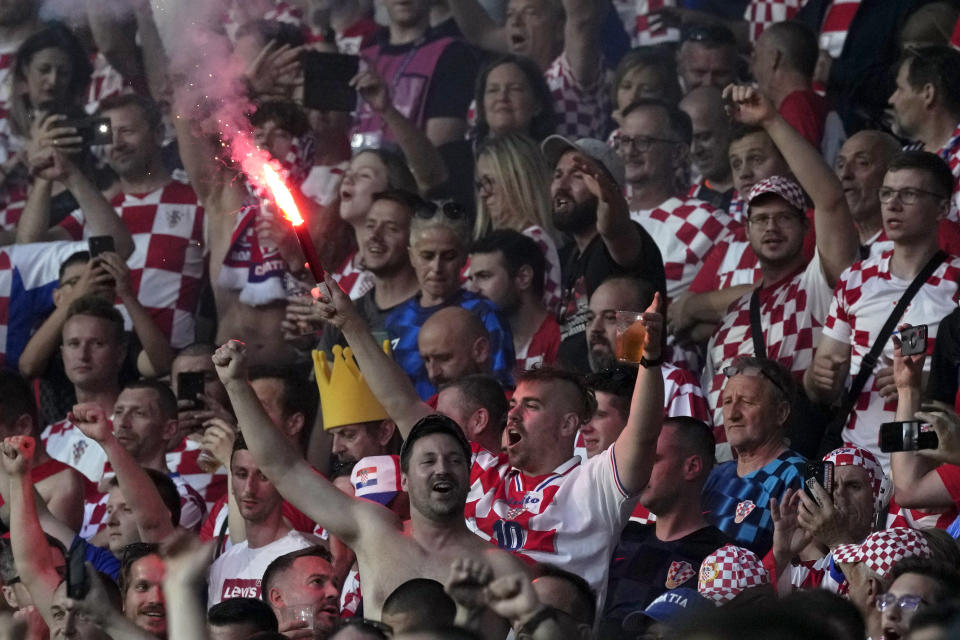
left=316, top=286, right=414, bottom=355
left=556, top=223, right=665, bottom=372
left=600, top=522, right=731, bottom=638
left=928, top=306, right=960, bottom=407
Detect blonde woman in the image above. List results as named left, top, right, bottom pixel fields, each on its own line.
left=473, top=132, right=561, bottom=314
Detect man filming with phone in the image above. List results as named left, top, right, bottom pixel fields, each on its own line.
left=806, top=150, right=960, bottom=471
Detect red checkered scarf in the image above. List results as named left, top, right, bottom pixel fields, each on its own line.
left=833, top=527, right=931, bottom=579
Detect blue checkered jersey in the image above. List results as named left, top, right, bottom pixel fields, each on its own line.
left=702, top=450, right=805, bottom=557
left=384, top=289, right=515, bottom=399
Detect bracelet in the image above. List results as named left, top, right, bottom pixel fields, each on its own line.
left=516, top=606, right=556, bottom=637
left=639, top=354, right=663, bottom=368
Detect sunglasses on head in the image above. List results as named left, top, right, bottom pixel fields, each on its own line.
left=723, top=363, right=788, bottom=399
left=415, top=200, right=465, bottom=221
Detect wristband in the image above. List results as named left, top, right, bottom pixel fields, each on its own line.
left=516, top=606, right=556, bottom=638
left=639, top=354, right=663, bottom=368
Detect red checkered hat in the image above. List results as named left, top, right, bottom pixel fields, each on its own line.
left=833, top=527, right=931, bottom=579
left=697, top=545, right=770, bottom=604
left=747, top=175, right=807, bottom=212
left=823, top=446, right=885, bottom=508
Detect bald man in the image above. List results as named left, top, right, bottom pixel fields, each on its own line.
left=834, top=130, right=901, bottom=252
left=417, top=307, right=491, bottom=390
left=681, top=86, right=735, bottom=211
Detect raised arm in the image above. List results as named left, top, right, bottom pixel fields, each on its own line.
left=889, top=330, right=955, bottom=509
left=70, top=403, right=177, bottom=542
left=575, top=155, right=646, bottom=272
left=1, top=437, right=61, bottom=625
left=724, top=85, right=858, bottom=286
left=445, top=0, right=508, bottom=53
left=86, top=0, right=144, bottom=88
left=613, top=293, right=665, bottom=493
left=213, top=339, right=390, bottom=546
left=313, top=274, right=432, bottom=438
left=562, top=0, right=603, bottom=88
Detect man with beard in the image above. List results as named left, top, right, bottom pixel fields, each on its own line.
left=214, top=339, right=528, bottom=622
left=468, top=229, right=560, bottom=374
left=207, top=436, right=321, bottom=606
left=541, top=135, right=665, bottom=374
left=308, top=270, right=667, bottom=604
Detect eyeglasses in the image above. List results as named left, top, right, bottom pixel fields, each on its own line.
left=876, top=593, right=928, bottom=613
left=723, top=363, right=789, bottom=399
left=614, top=133, right=678, bottom=153
left=415, top=200, right=465, bottom=221
left=475, top=175, right=495, bottom=197
left=877, top=186, right=948, bottom=205
left=747, top=211, right=804, bottom=228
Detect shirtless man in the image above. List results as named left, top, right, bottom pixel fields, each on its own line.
left=213, top=340, right=527, bottom=621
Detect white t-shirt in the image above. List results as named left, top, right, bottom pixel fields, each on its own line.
left=207, top=529, right=320, bottom=607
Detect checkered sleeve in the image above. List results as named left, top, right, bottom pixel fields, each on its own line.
left=822, top=270, right=854, bottom=344
left=57, top=208, right=86, bottom=241
left=544, top=53, right=613, bottom=140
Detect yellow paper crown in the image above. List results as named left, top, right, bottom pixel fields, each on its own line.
left=313, top=343, right=390, bottom=430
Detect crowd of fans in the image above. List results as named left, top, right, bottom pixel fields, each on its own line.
left=2, top=0, right=960, bottom=638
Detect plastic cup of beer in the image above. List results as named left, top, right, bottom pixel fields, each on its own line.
left=196, top=450, right=221, bottom=473
left=280, top=604, right=315, bottom=631
left=615, top=311, right=648, bottom=364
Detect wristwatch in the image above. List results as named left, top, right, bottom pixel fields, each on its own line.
left=639, top=354, right=663, bottom=368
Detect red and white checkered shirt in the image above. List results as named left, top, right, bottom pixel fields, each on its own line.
left=523, top=225, right=562, bottom=315
left=703, top=257, right=835, bottom=432
left=58, top=180, right=205, bottom=349
left=631, top=196, right=733, bottom=299
left=689, top=222, right=762, bottom=294
left=744, top=0, right=807, bottom=42
left=544, top=52, right=612, bottom=140
left=80, top=472, right=207, bottom=539
left=936, top=122, right=960, bottom=225
left=466, top=443, right=634, bottom=601
left=166, top=438, right=229, bottom=511
left=86, top=52, right=128, bottom=114
left=515, top=313, right=561, bottom=374
left=612, top=0, right=681, bottom=46
left=818, top=0, right=862, bottom=58
left=822, top=250, right=960, bottom=470
left=886, top=497, right=958, bottom=531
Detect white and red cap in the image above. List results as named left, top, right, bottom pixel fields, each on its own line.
left=747, top=175, right=807, bottom=212
left=351, top=455, right=401, bottom=506
left=833, top=527, right=931, bottom=579
left=697, top=544, right=770, bottom=604
left=823, top=446, right=887, bottom=511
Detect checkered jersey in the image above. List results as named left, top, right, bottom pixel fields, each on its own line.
left=58, top=180, right=205, bottom=348
left=333, top=250, right=374, bottom=301
left=42, top=419, right=107, bottom=483
left=384, top=290, right=515, bottom=399
left=80, top=472, right=207, bottom=539
left=166, top=438, right=229, bottom=510
left=523, top=225, right=562, bottom=315
left=0, top=240, right=88, bottom=370
left=703, top=257, right=834, bottom=429
left=688, top=222, right=761, bottom=294
left=823, top=251, right=960, bottom=469
left=744, top=0, right=806, bottom=43
left=86, top=53, right=128, bottom=114
left=818, top=0, right=861, bottom=58
left=701, top=450, right=806, bottom=556
left=339, top=568, right=361, bottom=617
left=937, top=122, right=960, bottom=224
left=544, top=52, right=613, bottom=140
left=467, top=443, right=635, bottom=602
left=630, top=197, right=732, bottom=299
left=886, top=496, right=958, bottom=531
left=515, top=313, right=560, bottom=374
left=612, top=0, right=681, bottom=46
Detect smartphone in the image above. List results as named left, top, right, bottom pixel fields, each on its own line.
left=303, top=51, right=359, bottom=112
left=177, top=371, right=206, bottom=410
left=804, top=461, right=834, bottom=499
left=879, top=420, right=939, bottom=452
left=88, top=235, right=115, bottom=258
left=62, top=116, right=113, bottom=146
left=899, top=325, right=928, bottom=357
left=66, top=539, right=88, bottom=600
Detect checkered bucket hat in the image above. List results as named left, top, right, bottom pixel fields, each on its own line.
left=833, top=527, right=932, bottom=579
left=698, top=544, right=770, bottom=604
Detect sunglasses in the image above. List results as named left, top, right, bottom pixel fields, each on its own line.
left=723, top=363, right=789, bottom=399
left=415, top=200, right=465, bottom=221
